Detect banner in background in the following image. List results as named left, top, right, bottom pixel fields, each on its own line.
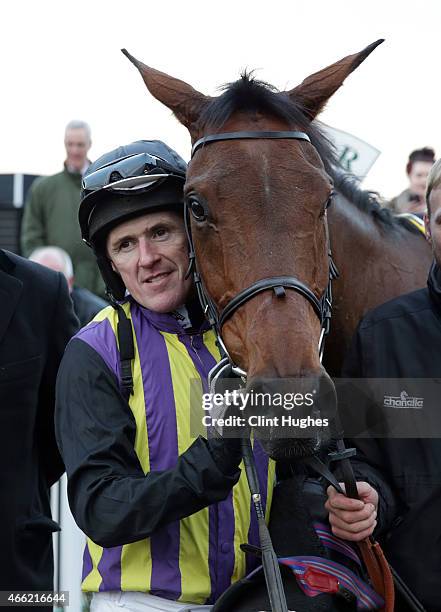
left=320, top=124, right=381, bottom=180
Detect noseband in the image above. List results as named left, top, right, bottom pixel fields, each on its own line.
left=186, top=130, right=339, bottom=373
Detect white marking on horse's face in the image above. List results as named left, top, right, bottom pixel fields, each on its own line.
left=261, top=153, right=271, bottom=202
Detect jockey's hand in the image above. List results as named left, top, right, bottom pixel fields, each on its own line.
left=325, top=481, right=379, bottom=542
left=206, top=437, right=243, bottom=476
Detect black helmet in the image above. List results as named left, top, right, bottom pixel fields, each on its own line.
left=80, top=140, right=187, bottom=246
left=79, top=140, right=187, bottom=301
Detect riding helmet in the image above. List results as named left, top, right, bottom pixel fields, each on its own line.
left=79, top=140, right=187, bottom=301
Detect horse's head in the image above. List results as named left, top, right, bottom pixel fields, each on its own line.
left=123, top=41, right=383, bottom=459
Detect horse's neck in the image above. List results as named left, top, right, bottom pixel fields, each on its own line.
left=324, top=196, right=431, bottom=375
left=330, top=194, right=431, bottom=292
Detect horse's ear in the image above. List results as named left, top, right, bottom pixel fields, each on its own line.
left=121, top=49, right=210, bottom=136
left=285, top=39, right=384, bottom=120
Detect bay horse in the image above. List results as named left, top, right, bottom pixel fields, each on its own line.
left=122, top=39, right=431, bottom=457
left=121, top=42, right=431, bottom=610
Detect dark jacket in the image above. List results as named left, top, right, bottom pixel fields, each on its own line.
left=341, top=261, right=441, bottom=611
left=71, top=286, right=107, bottom=327
left=0, top=250, right=78, bottom=599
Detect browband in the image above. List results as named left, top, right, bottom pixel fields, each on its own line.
left=191, top=130, right=311, bottom=157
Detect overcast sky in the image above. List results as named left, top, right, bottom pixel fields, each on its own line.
left=1, top=0, right=438, bottom=199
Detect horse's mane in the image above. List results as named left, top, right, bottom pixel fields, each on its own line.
left=333, top=169, right=422, bottom=235
left=199, top=70, right=338, bottom=177
left=334, top=171, right=393, bottom=225
left=199, top=72, right=421, bottom=235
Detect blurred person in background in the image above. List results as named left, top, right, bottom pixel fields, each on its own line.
left=29, top=246, right=107, bottom=328
left=389, top=147, right=435, bottom=217
left=21, top=120, right=106, bottom=298
left=326, top=158, right=441, bottom=611
left=0, top=248, right=78, bottom=609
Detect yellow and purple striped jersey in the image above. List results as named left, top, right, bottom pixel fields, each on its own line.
left=75, top=300, right=275, bottom=605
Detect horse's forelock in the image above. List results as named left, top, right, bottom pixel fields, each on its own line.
left=194, top=70, right=413, bottom=230
left=197, top=73, right=338, bottom=175
left=195, top=74, right=414, bottom=234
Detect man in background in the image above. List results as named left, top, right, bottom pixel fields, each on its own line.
left=29, top=246, right=107, bottom=327
left=21, top=120, right=105, bottom=298
left=0, top=249, right=78, bottom=609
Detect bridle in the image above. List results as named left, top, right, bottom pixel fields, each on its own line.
left=186, top=130, right=339, bottom=377
left=185, top=133, right=396, bottom=612
left=184, top=131, right=349, bottom=612
left=186, top=130, right=340, bottom=612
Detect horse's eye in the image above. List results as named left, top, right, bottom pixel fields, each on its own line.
left=325, top=192, right=335, bottom=209
left=188, top=197, right=207, bottom=222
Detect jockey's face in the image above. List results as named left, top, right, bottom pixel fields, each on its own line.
left=425, top=188, right=441, bottom=267
left=107, top=210, right=192, bottom=312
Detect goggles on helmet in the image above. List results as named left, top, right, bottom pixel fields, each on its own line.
left=82, top=151, right=185, bottom=197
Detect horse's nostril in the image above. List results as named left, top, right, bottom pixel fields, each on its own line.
left=245, top=372, right=336, bottom=458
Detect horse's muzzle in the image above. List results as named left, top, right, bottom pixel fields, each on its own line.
left=245, top=371, right=337, bottom=460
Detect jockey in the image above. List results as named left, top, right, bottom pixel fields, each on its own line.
left=55, top=140, right=275, bottom=612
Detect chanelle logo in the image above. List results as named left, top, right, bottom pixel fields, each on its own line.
left=383, top=390, right=424, bottom=409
